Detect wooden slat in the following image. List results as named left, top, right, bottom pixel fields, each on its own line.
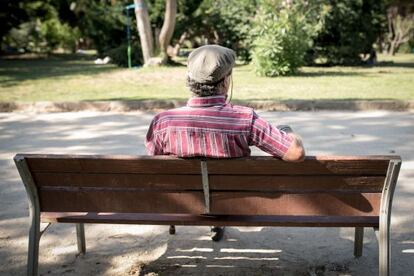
left=33, top=173, right=203, bottom=190
left=209, top=175, right=384, bottom=192
left=206, top=158, right=390, bottom=175
left=210, top=192, right=381, bottom=216
left=41, top=212, right=379, bottom=227
left=33, top=173, right=385, bottom=192
left=26, top=157, right=201, bottom=174
left=17, top=154, right=400, bottom=161
left=38, top=189, right=380, bottom=216
left=21, top=154, right=397, bottom=175
left=38, top=191, right=205, bottom=213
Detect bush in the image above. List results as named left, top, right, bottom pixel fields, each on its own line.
left=4, top=18, right=79, bottom=53
left=251, top=0, right=327, bottom=76
left=307, top=0, right=386, bottom=65
left=2, top=1, right=79, bottom=53
left=397, top=41, right=414, bottom=53
left=106, top=42, right=143, bottom=67
left=203, top=0, right=257, bottom=62
left=40, top=17, right=79, bottom=52
left=73, top=1, right=128, bottom=55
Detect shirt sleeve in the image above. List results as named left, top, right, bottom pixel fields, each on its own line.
left=145, top=118, right=164, bottom=155
left=249, top=111, right=294, bottom=158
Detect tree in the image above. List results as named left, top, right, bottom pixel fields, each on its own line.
left=386, top=1, right=414, bottom=55
left=307, top=0, right=386, bottom=65
left=0, top=1, right=28, bottom=48
left=2, top=1, right=79, bottom=53
left=133, top=0, right=179, bottom=65
left=134, top=0, right=154, bottom=64
left=158, top=0, right=177, bottom=62
left=52, top=0, right=128, bottom=55
left=181, top=0, right=257, bottom=62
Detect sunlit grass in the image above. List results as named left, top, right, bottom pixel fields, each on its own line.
left=0, top=53, right=413, bottom=102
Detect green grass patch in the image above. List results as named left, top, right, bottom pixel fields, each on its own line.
left=0, top=53, right=413, bottom=102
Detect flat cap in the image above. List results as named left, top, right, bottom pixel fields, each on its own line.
left=187, top=45, right=236, bottom=84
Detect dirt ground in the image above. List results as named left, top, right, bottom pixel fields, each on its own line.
left=0, top=111, right=413, bottom=275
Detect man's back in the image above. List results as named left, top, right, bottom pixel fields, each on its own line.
left=146, top=95, right=294, bottom=159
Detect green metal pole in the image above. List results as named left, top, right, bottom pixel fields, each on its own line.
left=126, top=7, right=132, bottom=68
left=128, top=44, right=132, bottom=68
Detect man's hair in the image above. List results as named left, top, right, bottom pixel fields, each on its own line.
left=186, top=73, right=229, bottom=97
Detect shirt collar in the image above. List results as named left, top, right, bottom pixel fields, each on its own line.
left=187, top=95, right=226, bottom=107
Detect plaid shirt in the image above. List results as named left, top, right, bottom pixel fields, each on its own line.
left=145, top=96, right=293, bottom=158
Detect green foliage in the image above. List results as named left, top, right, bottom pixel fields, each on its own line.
left=71, top=0, right=129, bottom=55
left=308, top=0, right=387, bottom=65
left=1, top=0, right=393, bottom=70
left=397, top=40, right=414, bottom=53
left=5, top=19, right=78, bottom=53
left=148, top=0, right=167, bottom=27
left=161, top=0, right=256, bottom=62
left=40, top=17, right=79, bottom=52
left=2, top=1, right=79, bottom=53
left=190, top=0, right=257, bottom=62
left=106, top=42, right=143, bottom=67
left=251, top=0, right=327, bottom=76
left=0, top=0, right=29, bottom=44
left=2, top=0, right=131, bottom=55
left=172, top=0, right=204, bottom=44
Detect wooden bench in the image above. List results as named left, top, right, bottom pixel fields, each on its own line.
left=14, top=154, right=401, bottom=276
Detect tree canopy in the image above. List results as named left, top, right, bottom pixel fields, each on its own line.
left=1, top=0, right=413, bottom=73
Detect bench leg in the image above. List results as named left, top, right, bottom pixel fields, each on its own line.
left=354, top=227, right=364, bottom=257
left=374, top=226, right=390, bottom=276
left=15, top=157, right=42, bottom=275
left=27, top=213, right=40, bottom=276
left=76, top=223, right=86, bottom=254
left=169, top=225, right=176, bottom=235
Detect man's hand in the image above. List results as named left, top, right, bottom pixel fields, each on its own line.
left=277, top=126, right=305, bottom=162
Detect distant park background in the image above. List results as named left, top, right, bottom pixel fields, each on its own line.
left=0, top=0, right=413, bottom=104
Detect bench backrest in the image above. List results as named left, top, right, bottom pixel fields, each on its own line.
left=14, top=154, right=401, bottom=225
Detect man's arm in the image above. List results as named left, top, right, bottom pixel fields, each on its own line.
left=250, top=113, right=305, bottom=162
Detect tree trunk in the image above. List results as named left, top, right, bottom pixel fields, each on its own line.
left=172, top=31, right=188, bottom=57
left=134, top=0, right=154, bottom=64
left=154, top=27, right=161, bottom=53
left=158, top=0, right=177, bottom=63
left=389, top=36, right=396, bottom=55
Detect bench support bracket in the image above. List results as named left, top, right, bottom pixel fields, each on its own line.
left=15, top=156, right=41, bottom=276
left=377, top=159, right=401, bottom=276
left=39, top=223, right=51, bottom=238
left=200, top=161, right=210, bottom=213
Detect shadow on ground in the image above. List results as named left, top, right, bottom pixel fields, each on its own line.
left=0, top=54, right=119, bottom=87
left=375, top=61, right=414, bottom=69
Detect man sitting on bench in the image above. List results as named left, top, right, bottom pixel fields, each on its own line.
left=145, top=45, right=306, bottom=241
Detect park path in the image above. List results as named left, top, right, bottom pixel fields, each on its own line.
left=0, top=111, right=413, bottom=275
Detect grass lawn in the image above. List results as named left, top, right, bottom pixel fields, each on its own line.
left=0, top=53, right=413, bottom=102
